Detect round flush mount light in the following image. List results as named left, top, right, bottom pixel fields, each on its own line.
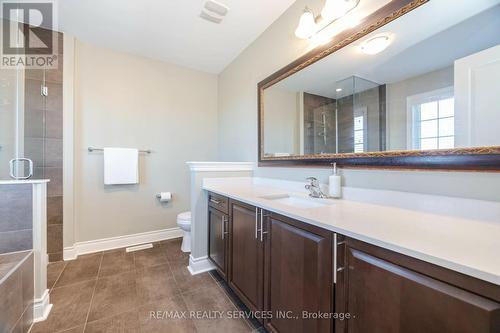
left=295, top=7, right=317, bottom=39
left=360, top=35, right=392, bottom=55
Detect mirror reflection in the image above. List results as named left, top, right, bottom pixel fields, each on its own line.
left=262, top=2, right=500, bottom=158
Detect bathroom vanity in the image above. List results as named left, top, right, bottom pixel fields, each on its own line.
left=204, top=178, right=500, bottom=333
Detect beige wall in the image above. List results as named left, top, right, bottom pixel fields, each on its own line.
left=263, top=87, right=300, bottom=155
left=73, top=40, right=218, bottom=242
left=217, top=0, right=500, bottom=202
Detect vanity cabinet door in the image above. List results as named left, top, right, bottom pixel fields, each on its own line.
left=228, top=200, right=264, bottom=315
left=208, top=206, right=228, bottom=279
left=263, top=213, right=333, bottom=333
left=340, top=240, right=500, bottom=333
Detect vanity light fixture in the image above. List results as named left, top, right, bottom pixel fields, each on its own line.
left=321, top=0, right=359, bottom=21
left=295, top=7, right=317, bottom=39
left=295, top=0, right=360, bottom=39
left=360, top=35, right=392, bottom=55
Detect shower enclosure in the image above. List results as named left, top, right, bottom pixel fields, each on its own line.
left=0, top=41, right=37, bottom=331
left=303, top=75, right=386, bottom=155
left=0, top=20, right=64, bottom=262
left=0, top=17, right=64, bottom=328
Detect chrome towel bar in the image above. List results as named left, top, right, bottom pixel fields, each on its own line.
left=88, top=147, right=152, bottom=154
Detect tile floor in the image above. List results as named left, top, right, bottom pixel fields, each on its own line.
left=32, top=238, right=264, bottom=333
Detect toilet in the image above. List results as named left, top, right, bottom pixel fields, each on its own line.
left=177, top=211, right=191, bottom=252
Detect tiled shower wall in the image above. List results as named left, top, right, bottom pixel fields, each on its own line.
left=24, top=31, right=64, bottom=262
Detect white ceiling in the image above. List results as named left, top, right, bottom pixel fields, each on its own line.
left=274, top=0, right=500, bottom=98
left=57, top=0, right=296, bottom=73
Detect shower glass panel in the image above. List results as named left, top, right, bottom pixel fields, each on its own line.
left=335, top=76, right=384, bottom=154
left=0, top=57, right=22, bottom=178
left=0, top=18, right=46, bottom=180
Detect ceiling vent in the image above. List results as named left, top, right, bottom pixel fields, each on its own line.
left=200, top=0, right=229, bottom=24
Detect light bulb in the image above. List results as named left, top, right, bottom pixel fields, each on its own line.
left=295, top=8, right=316, bottom=39
left=360, top=35, right=392, bottom=55
left=321, top=0, right=358, bottom=21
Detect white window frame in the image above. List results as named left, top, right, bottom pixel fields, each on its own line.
left=406, top=86, right=454, bottom=150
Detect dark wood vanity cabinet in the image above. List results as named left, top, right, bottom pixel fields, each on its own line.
left=336, top=238, right=500, bottom=333
left=263, top=212, right=333, bottom=333
left=228, top=200, right=264, bottom=315
left=207, top=192, right=500, bottom=333
left=207, top=206, right=228, bottom=279
left=208, top=194, right=333, bottom=330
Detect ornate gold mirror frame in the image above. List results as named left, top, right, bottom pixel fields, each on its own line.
left=258, top=0, right=500, bottom=171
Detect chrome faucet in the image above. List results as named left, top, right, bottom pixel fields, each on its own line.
left=305, top=177, right=327, bottom=198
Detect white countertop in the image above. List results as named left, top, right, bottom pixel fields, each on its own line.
left=203, top=177, right=500, bottom=286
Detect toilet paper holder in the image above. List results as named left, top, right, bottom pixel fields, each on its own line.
left=156, top=192, right=173, bottom=201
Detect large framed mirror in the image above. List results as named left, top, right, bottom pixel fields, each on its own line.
left=258, top=0, right=500, bottom=170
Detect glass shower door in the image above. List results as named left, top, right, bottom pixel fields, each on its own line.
left=0, top=56, right=25, bottom=179
left=0, top=18, right=45, bottom=180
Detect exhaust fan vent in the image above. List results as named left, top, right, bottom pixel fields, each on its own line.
left=200, top=0, right=229, bottom=24
left=204, top=0, right=229, bottom=16
left=200, top=11, right=223, bottom=24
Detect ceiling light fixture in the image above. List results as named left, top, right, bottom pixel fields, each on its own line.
left=336, top=88, right=342, bottom=92
left=295, top=0, right=360, bottom=40
left=360, top=35, right=392, bottom=55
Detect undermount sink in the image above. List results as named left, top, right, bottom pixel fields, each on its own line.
left=259, top=193, right=333, bottom=209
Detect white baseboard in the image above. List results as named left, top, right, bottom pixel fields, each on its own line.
left=63, top=227, right=183, bottom=260
left=188, top=255, right=215, bottom=275
left=63, top=246, right=77, bottom=261
left=33, top=289, right=52, bottom=322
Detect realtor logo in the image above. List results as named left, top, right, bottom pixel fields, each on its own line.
left=1, top=0, right=58, bottom=68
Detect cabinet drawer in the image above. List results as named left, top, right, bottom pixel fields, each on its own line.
left=208, top=192, right=228, bottom=214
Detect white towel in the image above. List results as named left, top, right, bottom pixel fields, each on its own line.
left=103, top=148, right=139, bottom=185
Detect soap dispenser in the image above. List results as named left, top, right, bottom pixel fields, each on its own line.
left=328, top=163, right=342, bottom=198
